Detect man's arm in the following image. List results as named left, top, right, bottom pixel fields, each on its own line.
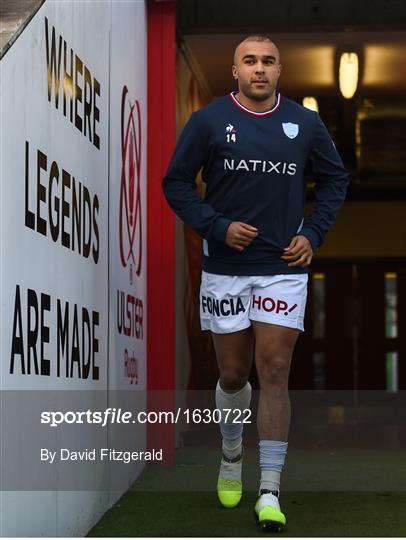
left=162, top=111, right=232, bottom=243
left=298, top=113, right=349, bottom=250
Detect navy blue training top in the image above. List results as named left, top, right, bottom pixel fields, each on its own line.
left=162, top=92, right=348, bottom=276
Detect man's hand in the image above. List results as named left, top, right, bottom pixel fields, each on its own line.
left=225, top=222, right=258, bottom=252
left=281, top=235, right=313, bottom=267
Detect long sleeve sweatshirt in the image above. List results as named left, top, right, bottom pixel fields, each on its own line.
left=162, top=92, right=348, bottom=276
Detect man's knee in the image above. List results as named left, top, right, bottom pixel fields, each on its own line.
left=256, top=353, right=291, bottom=388
left=219, top=367, right=249, bottom=392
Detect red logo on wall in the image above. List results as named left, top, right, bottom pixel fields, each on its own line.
left=120, top=86, right=142, bottom=282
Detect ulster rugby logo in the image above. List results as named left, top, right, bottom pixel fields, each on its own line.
left=282, top=122, right=299, bottom=139
left=120, top=86, right=142, bottom=280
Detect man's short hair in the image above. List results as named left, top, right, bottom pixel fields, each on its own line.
left=234, top=35, right=279, bottom=64
left=240, top=35, right=274, bottom=44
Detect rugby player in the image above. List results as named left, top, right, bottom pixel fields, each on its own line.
left=162, top=35, right=348, bottom=531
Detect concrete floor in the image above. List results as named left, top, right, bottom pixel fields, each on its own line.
left=0, top=0, right=43, bottom=56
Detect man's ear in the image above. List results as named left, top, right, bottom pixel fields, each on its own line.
left=232, top=65, right=238, bottom=79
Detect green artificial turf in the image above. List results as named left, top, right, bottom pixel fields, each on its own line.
left=88, top=447, right=406, bottom=537
left=88, top=490, right=406, bottom=537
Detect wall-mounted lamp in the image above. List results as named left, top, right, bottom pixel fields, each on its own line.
left=302, top=96, right=319, bottom=112
left=339, top=52, right=359, bottom=99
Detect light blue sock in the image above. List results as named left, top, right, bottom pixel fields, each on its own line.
left=259, top=440, right=288, bottom=494
left=216, top=380, right=252, bottom=459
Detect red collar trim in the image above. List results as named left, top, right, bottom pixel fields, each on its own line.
left=229, top=91, right=281, bottom=116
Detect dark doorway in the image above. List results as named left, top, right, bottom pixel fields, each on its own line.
left=291, top=259, right=406, bottom=391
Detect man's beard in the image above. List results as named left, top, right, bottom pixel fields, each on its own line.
left=240, top=82, right=275, bottom=102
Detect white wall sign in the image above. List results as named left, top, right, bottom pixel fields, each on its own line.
left=0, top=0, right=147, bottom=535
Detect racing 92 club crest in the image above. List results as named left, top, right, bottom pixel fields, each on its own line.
left=119, top=86, right=143, bottom=284
left=282, top=122, right=299, bottom=139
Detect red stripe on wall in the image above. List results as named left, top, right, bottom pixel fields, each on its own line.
left=147, top=0, right=176, bottom=465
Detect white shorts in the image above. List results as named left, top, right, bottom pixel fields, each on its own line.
left=200, top=271, right=308, bottom=334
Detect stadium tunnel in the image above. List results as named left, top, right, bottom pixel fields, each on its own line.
left=172, top=0, right=406, bottom=452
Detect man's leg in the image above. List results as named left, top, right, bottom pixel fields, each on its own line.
left=253, top=321, right=298, bottom=442
left=252, top=321, right=299, bottom=529
left=212, top=326, right=254, bottom=392
left=212, top=327, right=254, bottom=507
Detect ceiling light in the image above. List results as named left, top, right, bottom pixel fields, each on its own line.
left=302, top=96, right=319, bottom=112
left=339, top=52, right=359, bottom=99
